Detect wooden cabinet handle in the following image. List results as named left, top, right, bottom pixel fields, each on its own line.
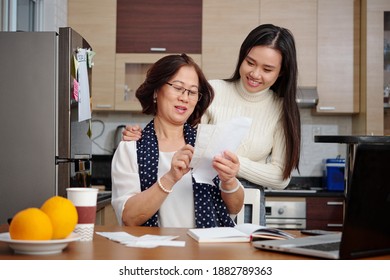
left=150, top=47, right=167, bottom=52
left=327, top=223, right=343, bottom=228
left=327, top=201, right=343, bottom=206
left=95, top=104, right=113, bottom=109
left=318, top=106, right=336, bottom=111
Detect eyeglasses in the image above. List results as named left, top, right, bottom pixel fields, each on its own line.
left=166, top=82, right=202, bottom=101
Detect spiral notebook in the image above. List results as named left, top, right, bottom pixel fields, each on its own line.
left=253, top=143, right=390, bottom=259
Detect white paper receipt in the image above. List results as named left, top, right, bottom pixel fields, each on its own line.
left=189, top=117, right=252, bottom=184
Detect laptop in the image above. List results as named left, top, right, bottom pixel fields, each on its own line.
left=253, top=143, right=390, bottom=259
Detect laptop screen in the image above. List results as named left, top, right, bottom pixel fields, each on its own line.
left=340, top=143, right=390, bottom=259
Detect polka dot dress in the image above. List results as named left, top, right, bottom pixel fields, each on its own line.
left=137, top=120, right=235, bottom=228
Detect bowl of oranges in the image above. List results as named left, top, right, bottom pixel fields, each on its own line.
left=0, top=196, right=81, bottom=255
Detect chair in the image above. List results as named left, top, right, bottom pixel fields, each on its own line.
left=236, top=188, right=261, bottom=225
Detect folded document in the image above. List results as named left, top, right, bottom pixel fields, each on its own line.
left=96, top=231, right=185, bottom=248
left=190, top=117, right=252, bottom=184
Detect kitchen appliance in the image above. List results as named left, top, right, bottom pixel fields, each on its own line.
left=265, top=197, right=306, bottom=229
left=0, top=28, right=93, bottom=224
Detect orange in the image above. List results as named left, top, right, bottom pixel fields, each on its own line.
left=9, top=208, right=53, bottom=240
left=41, top=196, right=78, bottom=239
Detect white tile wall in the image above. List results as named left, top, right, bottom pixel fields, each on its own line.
left=92, top=109, right=352, bottom=177
left=91, top=111, right=152, bottom=155
left=294, top=108, right=351, bottom=177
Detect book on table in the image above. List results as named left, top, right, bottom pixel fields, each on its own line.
left=187, top=223, right=295, bottom=243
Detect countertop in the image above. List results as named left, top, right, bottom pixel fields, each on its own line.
left=96, top=191, right=112, bottom=212
left=264, top=189, right=344, bottom=197
left=315, top=135, right=390, bottom=144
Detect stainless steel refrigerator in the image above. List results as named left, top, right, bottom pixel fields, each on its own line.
left=0, top=27, right=93, bottom=224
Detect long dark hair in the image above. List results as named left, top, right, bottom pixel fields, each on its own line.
left=226, top=24, right=300, bottom=179
left=136, top=53, right=214, bottom=127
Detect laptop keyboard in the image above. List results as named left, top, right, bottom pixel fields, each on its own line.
left=298, top=242, right=340, bottom=252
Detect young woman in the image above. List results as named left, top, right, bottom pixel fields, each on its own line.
left=111, top=54, right=244, bottom=228
left=122, top=24, right=301, bottom=225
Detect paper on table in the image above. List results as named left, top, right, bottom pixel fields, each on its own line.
left=96, top=232, right=185, bottom=248
left=190, top=117, right=252, bottom=184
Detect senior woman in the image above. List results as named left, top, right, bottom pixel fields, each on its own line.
left=111, top=54, right=244, bottom=228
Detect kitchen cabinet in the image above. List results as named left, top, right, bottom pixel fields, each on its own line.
left=385, top=110, right=390, bottom=135
left=316, top=0, right=360, bottom=114
left=96, top=204, right=118, bottom=226
left=202, top=0, right=259, bottom=79
left=116, top=0, right=202, bottom=54
left=114, top=0, right=202, bottom=111
left=203, top=0, right=356, bottom=101
left=67, top=0, right=361, bottom=113
left=306, top=196, right=344, bottom=230
left=259, top=0, right=317, bottom=88
left=68, top=0, right=117, bottom=111
left=115, top=53, right=202, bottom=111
left=254, top=0, right=360, bottom=114
left=202, top=0, right=317, bottom=87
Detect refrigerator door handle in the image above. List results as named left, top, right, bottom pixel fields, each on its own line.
left=55, top=156, right=74, bottom=165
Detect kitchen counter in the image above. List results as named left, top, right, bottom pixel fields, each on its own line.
left=96, top=191, right=111, bottom=212
left=264, top=189, right=344, bottom=198
left=314, top=135, right=390, bottom=144
left=264, top=176, right=344, bottom=198
left=1, top=224, right=389, bottom=260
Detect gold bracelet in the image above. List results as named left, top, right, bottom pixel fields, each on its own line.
left=157, top=178, right=173, bottom=194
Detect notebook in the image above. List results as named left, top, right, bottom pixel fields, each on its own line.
left=253, top=143, right=390, bottom=259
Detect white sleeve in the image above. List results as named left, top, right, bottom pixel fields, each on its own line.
left=111, top=141, right=140, bottom=225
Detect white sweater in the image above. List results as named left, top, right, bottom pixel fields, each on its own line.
left=201, top=79, right=290, bottom=189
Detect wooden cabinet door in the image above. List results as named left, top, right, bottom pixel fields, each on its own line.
left=202, top=0, right=259, bottom=79
left=68, top=0, right=117, bottom=111
left=259, top=0, right=317, bottom=88
left=115, top=54, right=202, bottom=111
left=316, top=0, right=359, bottom=114
left=116, top=0, right=202, bottom=54
left=306, top=196, right=344, bottom=230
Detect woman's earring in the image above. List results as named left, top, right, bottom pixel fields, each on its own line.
left=153, top=92, right=157, bottom=103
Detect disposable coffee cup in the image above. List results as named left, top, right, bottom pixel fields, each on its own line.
left=66, top=187, right=98, bottom=241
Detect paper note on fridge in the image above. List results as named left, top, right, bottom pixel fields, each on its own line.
left=190, top=117, right=252, bottom=184
left=76, top=48, right=91, bottom=122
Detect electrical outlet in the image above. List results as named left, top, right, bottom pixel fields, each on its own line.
left=312, top=126, right=321, bottom=140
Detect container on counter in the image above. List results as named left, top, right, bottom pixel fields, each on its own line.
left=323, top=157, right=345, bottom=191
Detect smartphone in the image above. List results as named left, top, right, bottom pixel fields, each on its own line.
left=300, top=229, right=339, bottom=235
